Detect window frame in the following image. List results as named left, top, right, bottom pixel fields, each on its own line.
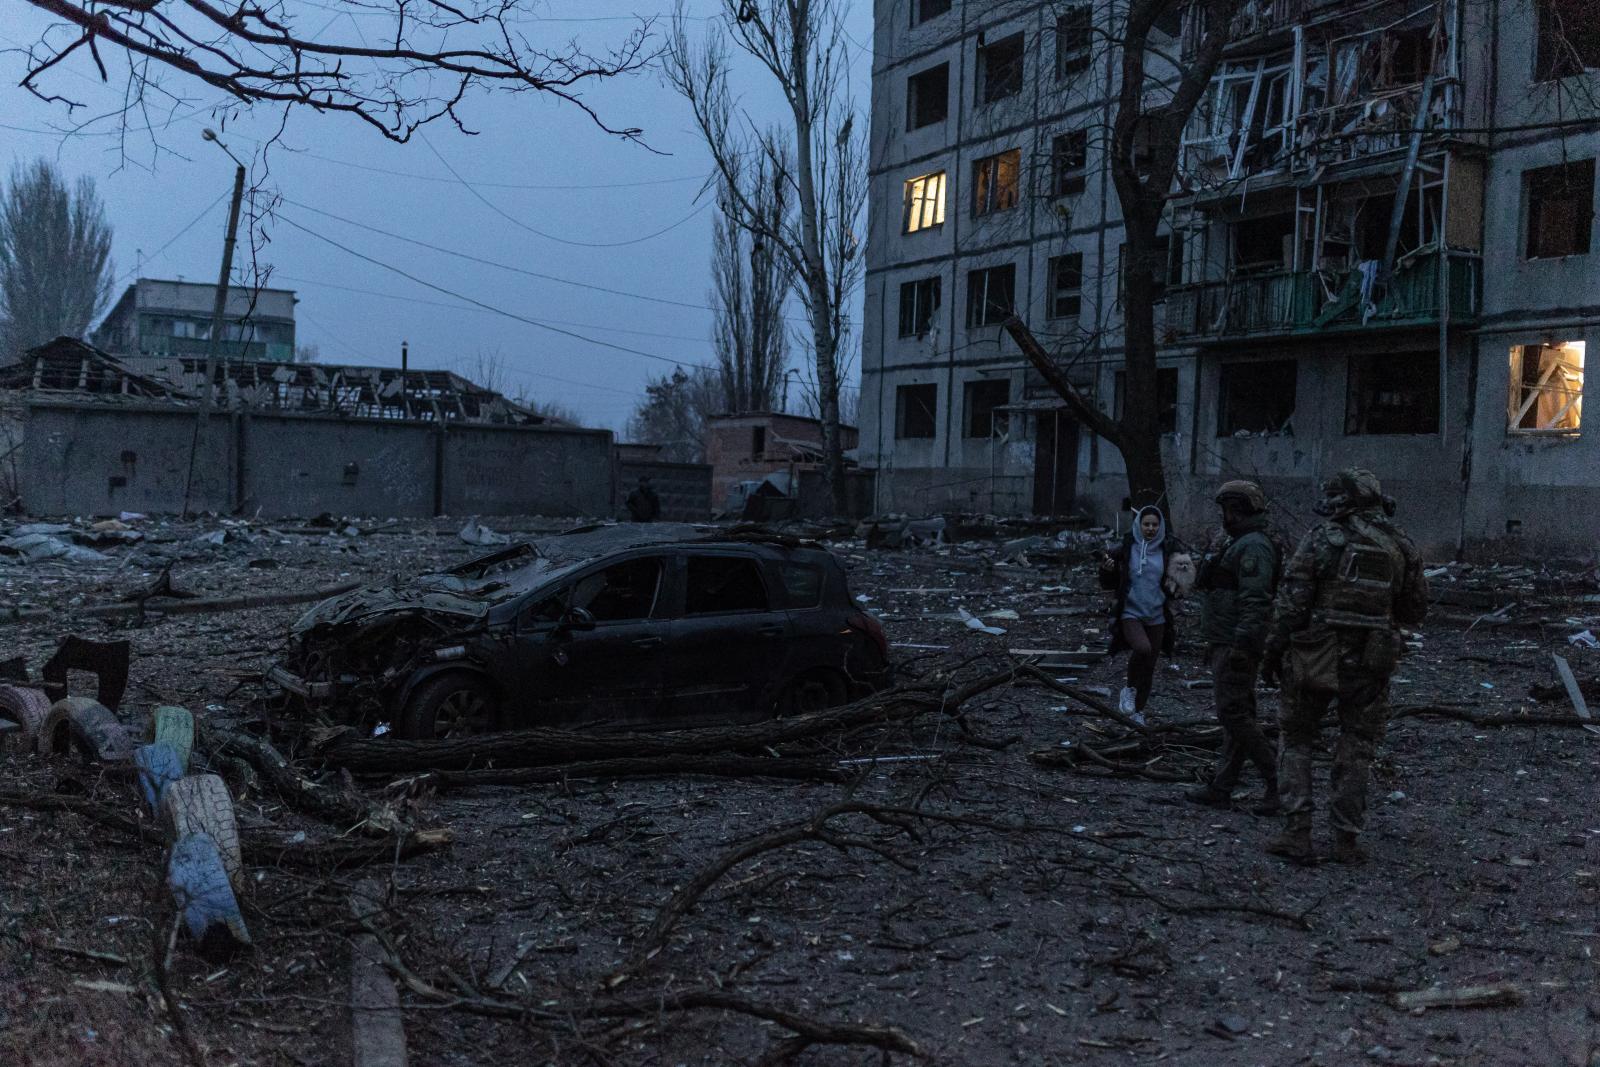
left=1051, top=130, right=1088, bottom=197
left=898, top=275, right=943, bottom=338
left=1055, top=6, right=1092, bottom=81
left=1113, top=367, right=1181, bottom=435
left=966, top=264, right=1018, bottom=328
left=1217, top=360, right=1298, bottom=436
left=1524, top=159, right=1595, bottom=260
left=1536, top=0, right=1600, bottom=80
left=1047, top=253, right=1084, bottom=320
left=895, top=382, right=939, bottom=439
left=963, top=378, right=1012, bottom=439
left=911, top=0, right=951, bottom=27
left=683, top=553, right=772, bottom=617
left=1508, top=341, right=1585, bottom=435
left=565, top=554, right=667, bottom=624
left=976, top=32, right=1025, bottom=105
left=972, top=148, right=1022, bottom=217
left=1345, top=349, right=1442, bottom=436
left=903, top=171, right=948, bottom=234
left=906, top=62, right=950, bottom=131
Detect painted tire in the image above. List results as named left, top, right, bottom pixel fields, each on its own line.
left=152, top=706, right=194, bottom=773
left=167, top=831, right=251, bottom=962
left=134, top=743, right=185, bottom=816
left=0, top=685, right=50, bottom=749
left=160, top=774, right=243, bottom=889
left=37, top=697, right=137, bottom=762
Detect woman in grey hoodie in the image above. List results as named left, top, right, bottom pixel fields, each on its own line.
left=1098, top=506, right=1190, bottom=724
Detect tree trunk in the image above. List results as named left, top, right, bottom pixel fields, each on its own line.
left=1116, top=213, right=1170, bottom=510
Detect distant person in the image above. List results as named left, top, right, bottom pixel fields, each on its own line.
left=625, top=476, right=661, bottom=523
left=1099, top=505, right=1189, bottom=727
left=1261, top=469, right=1428, bottom=866
left=1187, top=481, right=1282, bottom=814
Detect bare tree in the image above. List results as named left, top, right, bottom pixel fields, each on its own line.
left=627, top=365, right=721, bottom=463
left=12, top=0, right=654, bottom=143
left=711, top=165, right=791, bottom=414
left=1009, top=0, right=1248, bottom=508
left=0, top=159, right=113, bottom=364
left=667, top=0, right=865, bottom=514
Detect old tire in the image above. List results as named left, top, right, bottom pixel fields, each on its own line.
left=400, top=674, right=504, bottom=741
left=152, top=706, right=195, bottom=773
left=0, top=685, right=50, bottom=749
left=167, top=831, right=251, bottom=962
left=777, top=670, right=849, bottom=717
left=161, top=774, right=243, bottom=889
left=134, top=743, right=185, bottom=815
left=37, top=697, right=137, bottom=762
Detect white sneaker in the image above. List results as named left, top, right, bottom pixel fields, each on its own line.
left=1119, top=687, right=1137, bottom=714
left=1129, top=710, right=1147, bottom=728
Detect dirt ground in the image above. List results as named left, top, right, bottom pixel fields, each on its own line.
left=2, top=515, right=1599, bottom=1067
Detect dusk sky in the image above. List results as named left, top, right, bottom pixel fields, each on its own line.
left=0, top=1, right=873, bottom=431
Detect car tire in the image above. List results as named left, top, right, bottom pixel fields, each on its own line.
left=0, top=684, right=50, bottom=750
left=161, top=773, right=244, bottom=890
left=777, top=670, right=849, bottom=717
left=36, top=697, right=136, bottom=762
left=400, top=674, right=504, bottom=740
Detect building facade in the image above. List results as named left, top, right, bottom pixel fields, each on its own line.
left=861, top=0, right=1600, bottom=556
left=93, top=279, right=297, bottom=363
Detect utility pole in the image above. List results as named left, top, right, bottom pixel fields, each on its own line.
left=201, top=128, right=246, bottom=414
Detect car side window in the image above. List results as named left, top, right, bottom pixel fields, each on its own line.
left=519, top=591, right=566, bottom=627
left=685, top=555, right=769, bottom=615
left=570, top=557, right=663, bottom=622
left=779, top=563, right=824, bottom=609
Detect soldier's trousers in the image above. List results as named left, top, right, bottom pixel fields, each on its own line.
left=1206, top=645, right=1276, bottom=793
left=1277, top=639, right=1391, bottom=833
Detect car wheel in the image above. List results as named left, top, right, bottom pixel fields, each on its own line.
left=778, top=670, right=849, bottom=717
left=400, top=674, right=503, bottom=740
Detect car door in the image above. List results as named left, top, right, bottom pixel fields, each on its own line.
left=661, top=551, right=789, bottom=723
left=527, top=553, right=670, bottom=727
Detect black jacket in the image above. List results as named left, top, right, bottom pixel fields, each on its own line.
left=1099, top=530, right=1187, bottom=656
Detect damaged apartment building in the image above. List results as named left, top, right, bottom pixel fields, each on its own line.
left=861, top=0, right=1600, bottom=555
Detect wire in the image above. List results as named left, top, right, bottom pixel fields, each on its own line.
left=276, top=212, right=711, bottom=370
left=421, top=136, right=713, bottom=248
left=114, top=191, right=229, bottom=285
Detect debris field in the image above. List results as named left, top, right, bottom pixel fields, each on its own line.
left=2, top=514, right=1599, bottom=1066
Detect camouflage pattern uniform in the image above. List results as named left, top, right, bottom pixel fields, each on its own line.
left=1262, top=469, right=1428, bottom=863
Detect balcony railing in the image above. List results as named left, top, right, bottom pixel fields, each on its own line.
left=1165, top=250, right=1481, bottom=342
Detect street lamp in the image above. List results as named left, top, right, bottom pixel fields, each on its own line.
left=199, top=128, right=246, bottom=414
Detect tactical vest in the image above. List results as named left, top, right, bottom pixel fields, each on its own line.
left=1310, top=516, right=1406, bottom=631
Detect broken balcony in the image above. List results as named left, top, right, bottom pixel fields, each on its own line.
left=1165, top=248, right=1480, bottom=341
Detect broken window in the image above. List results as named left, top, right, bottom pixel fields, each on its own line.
left=1233, top=213, right=1296, bottom=272
left=1537, top=0, right=1600, bottom=79
left=1218, top=360, right=1297, bottom=435
left=977, top=32, right=1025, bottom=104
left=1052, top=130, right=1088, bottom=197
left=571, top=557, right=663, bottom=622
left=972, top=149, right=1021, bottom=216
left=907, top=63, right=949, bottom=130
left=1056, top=7, right=1092, bottom=80
left=1525, top=160, right=1594, bottom=259
left=779, top=563, right=823, bottom=609
left=903, top=171, right=947, bottom=233
left=752, top=426, right=766, bottom=457
left=685, top=556, right=769, bottom=615
left=912, top=0, right=950, bottom=26
left=896, top=383, right=938, bottom=439
left=1509, top=342, right=1585, bottom=433
left=966, top=264, right=1017, bottom=327
left=1047, top=253, right=1083, bottom=320
left=1346, top=350, right=1440, bottom=435
left=1114, top=368, right=1181, bottom=434
left=898, top=276, right=942, bottom=337
left=964, top=379, right=1011, bottom=438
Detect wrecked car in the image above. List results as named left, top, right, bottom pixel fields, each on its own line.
left=267, top=524, right=891, bottom=739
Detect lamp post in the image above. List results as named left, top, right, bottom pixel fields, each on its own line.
left=200, top=129, right=246, bottom=414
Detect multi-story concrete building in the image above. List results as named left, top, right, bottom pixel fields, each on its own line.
left=93, top=278, right=297, bottom=363
left=861, top=0, right=1599, bottom=555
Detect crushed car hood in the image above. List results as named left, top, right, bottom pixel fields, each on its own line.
left=292, top=573, right=520, bottom=632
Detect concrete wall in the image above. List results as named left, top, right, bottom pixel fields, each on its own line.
left=618, top=460, right=713, bottom=522
left=20, top=401, right=616, bottom=518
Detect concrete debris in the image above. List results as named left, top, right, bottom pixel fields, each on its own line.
left=1, top=533, right=111, bottom=563
left=458, top=517, right=510, bottom=546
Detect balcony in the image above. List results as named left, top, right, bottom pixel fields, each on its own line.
left=1164, top=250, right=1480, bottom=343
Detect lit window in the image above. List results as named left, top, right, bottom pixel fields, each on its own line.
left=972, top=149, right=1021, bottom=217
left=1509, top=341, right=1584, bottom=433
left=904, top=171, right=946, bottom=233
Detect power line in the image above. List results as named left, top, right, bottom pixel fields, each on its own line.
left=276, top=212, right=710, bottom=370
left=114, top=191, right=228, bottom=285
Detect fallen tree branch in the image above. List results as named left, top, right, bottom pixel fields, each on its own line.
left=411, top=754, right=848, bottom=790
left=205, top=728, right=404, bottom=835
left=1391, top=705, right=1593, bottom=728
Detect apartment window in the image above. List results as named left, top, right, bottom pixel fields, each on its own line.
left=1114, top=368, right=1181, bottom=434
left=966, top=264, right=1017, bottom=328
left=1537, top=0, right=1600, bottom=80
left=964, top=379, right=1012, bottom=438
left=1047, top=253, right=1083, bottom=319
left=972, top=149, right=1021, bottom=216
left=1056, top=6, right=1092, bottom=80
left=903, top=171, right=947, bottom=233
left=898, top=276, right=942, bottom=337
left=912, top=0, right=951, bottom=26
left=1052, top=130, right=1088, bottom=196
left=1218, top=360, right=1297, bottom=435
left=896, top=383, right=938, bottom=439
left=1525, top=160, right=1594, bottom=259
left=1346, top=350, right=1441, bottom=435
left=907, top=63, right=949, bottom=130
left=1509, top=341, right=1585, bottom=433
left=977, top=32, right=1025, bottom=104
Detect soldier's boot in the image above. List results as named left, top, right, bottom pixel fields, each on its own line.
left=1330, top=830, right=1368, bottom=866
left=1265, top=823, right=1315, bottom=866
left=1184, top=783, right=1232, bottom=809
left=1248, top=783, right=1281, bottom=817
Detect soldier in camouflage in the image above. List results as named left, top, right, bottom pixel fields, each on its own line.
left=1186, top=480, right=1282, bottom=814
left=1261, top=469, right=1429, bottom=866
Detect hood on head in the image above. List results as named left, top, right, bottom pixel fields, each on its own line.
left=1134, top=506, right=1167, bottom=547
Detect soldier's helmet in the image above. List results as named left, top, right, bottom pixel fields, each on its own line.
left=1316, top=467, right=1393, bottom=517
left=1214, top=479, right=1267, bottom=513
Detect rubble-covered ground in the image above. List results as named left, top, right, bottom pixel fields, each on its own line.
left=3, top=514, right=1599, bottom=1066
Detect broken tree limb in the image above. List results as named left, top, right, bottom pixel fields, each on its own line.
left=205, top=729, right=404, bottom=835
left=1391, top=705, right=1594, bottom=728
left=414, top=754, right=849, bottom=791
left=320, top=669, right=1023, bottom=774
left=1389, top=982, right=1524, bottom=1011
left=0, top=581, right=361, bottom=628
